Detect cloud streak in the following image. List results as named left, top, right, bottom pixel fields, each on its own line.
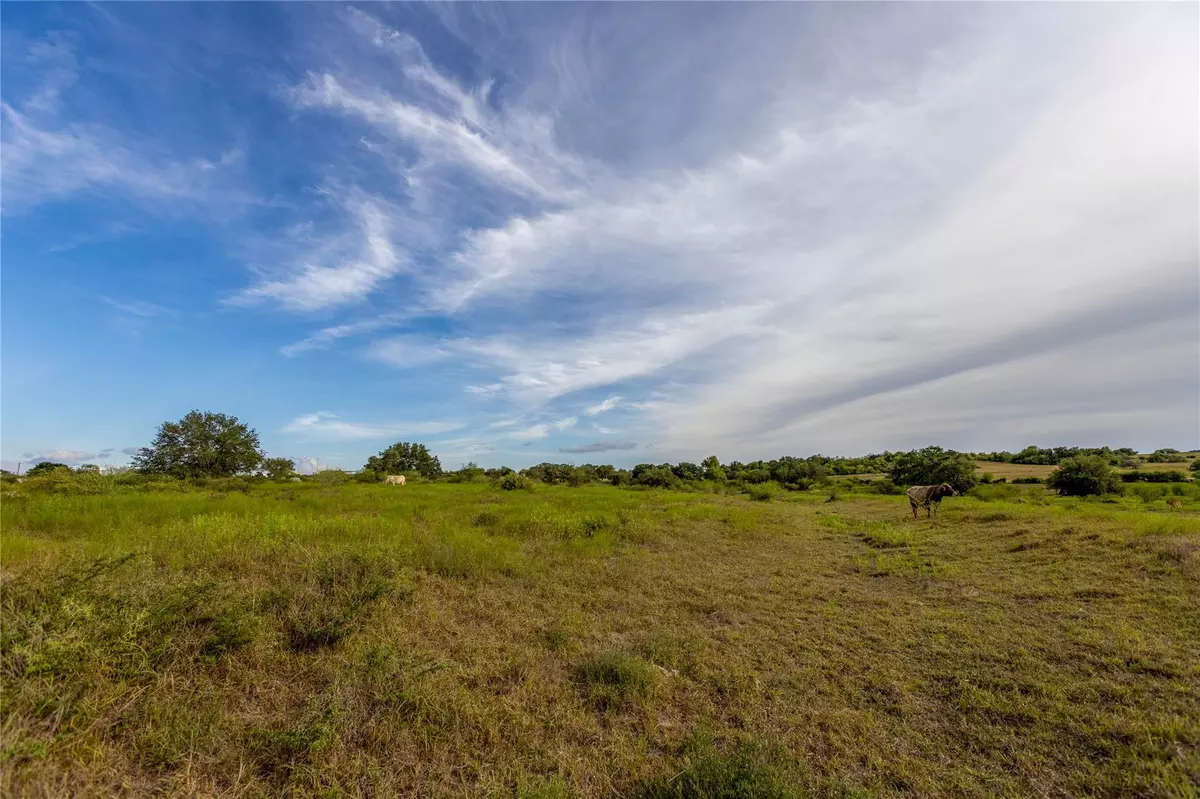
left=282, top=412, right=463, bottom=441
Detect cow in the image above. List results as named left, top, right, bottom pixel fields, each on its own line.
left=1167, top=499, right=1182, bottom=510
left=907, top=483, right=957, bottom=519
left=289, top=476, right=302, bottom=483
left=384, top=475, right=407, bottom=486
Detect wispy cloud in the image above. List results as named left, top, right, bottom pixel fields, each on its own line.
left=282, top=411, right=463, bottom=441
left=584, top=396, right=622, bottom=416
left=229, top=195, right=407, bottom=312
left=103, top=296, right=176, bottom=318
left=560, top=441, right=637, bottom=454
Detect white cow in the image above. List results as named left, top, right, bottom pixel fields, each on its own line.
left=384, top=475, right=407, bottom=486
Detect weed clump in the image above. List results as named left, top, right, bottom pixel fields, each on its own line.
left=575, top=650, right=655, bottom=707
left=633, top=734, right=798, bottom=799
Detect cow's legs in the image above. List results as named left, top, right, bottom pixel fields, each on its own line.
left=911, top=500, right=919, bottom=519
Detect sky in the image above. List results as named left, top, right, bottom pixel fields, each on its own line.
left=1, top=3, right=1197, bottom=473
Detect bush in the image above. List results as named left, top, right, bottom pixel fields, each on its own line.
left=1191, top=458, right=1200, bottom=473
left=872, top=478, right=905, bottom=495
left=745, top=484, right=777, bottom=502
left=354, top=468, right=380, bottom=484
left=1012, top=476, right=1043, bottom=484
left=611, top=470, right=632, bottom=486
left=1121, top=471, right=1187, bottom=483
left=888, top=446, right=977, bottom=491
left=498, top=473, right=533, bottom=491
left=1047, top=456, right=1123, bottom=496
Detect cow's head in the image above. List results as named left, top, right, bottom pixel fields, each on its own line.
left=937, top=483, right=958, bottom=498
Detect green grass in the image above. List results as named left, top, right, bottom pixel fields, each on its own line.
left=2, top=481, right=1198, bottom=797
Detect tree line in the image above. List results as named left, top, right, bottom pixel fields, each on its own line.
left=5, top=410, right=1196, bottom=499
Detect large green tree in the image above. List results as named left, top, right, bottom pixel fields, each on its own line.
left=888, top=446, right=977, bottom=490
left=364, top=442, right=442, bottom=479
left=133, top=410, right=264, bottom=478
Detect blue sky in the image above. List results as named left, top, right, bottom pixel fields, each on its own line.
left=2, top=3, right=1197, bottom=473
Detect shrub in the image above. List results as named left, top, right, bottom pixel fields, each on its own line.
left=872, top=478, right=905, bottom=495
left=1012, top=476, right=1043, bottom=484
left=1191, top=458, right=1200, bottom=473
left=746, top=484, right=777, bottom=502
left=672, top=462, right=704, bottom=481
left=888, top=446, right=977, bottom=491
left=1047, top=456, right=1123, bottom=496
left=611, top=470, right=632, bottom=486
left=498, top=473, right=533, bottom=491
left=1122, top=471, right=1187, bottom=483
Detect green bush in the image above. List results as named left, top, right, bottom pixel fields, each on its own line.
left=745, top=483, right=777, bottom=502
left=498, top=473, right=533, bottom=491
left=1012, top=476, right=1043, bottom=484
left=872, top=478, right=905, bottom=495
left=1048, top=456, right=1123, bottom=496
left=1122, top=471, right=1188, bottom=483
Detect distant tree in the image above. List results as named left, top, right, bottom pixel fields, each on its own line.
left=25, top=462, right=71, bottom=477
left=1147, top=448, right=1187, bottom=464
left=75, top=464, right=101, bottom=474
left=633, top=465, right=679, bottom=488
left=1047, top=456, right=1122, bottom=496
left=262, top=457, right=296, bottom=480
left=888, top=446, right=977, bottom=491
left=701, top=456, right=726, bottom=482
left=672, top=461, right=704, bottom=481
left=365, top=442, right=442, bottom=479
left=132, top=410, right=264, bottom=479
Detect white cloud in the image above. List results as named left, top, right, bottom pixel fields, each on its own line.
left=295, top=455, right=333, bottom=475
left=25, top=449, right=96, bottom=465
left=282, top=412, right=464, bottom=441
left=584, top=396, right=622, bottom=416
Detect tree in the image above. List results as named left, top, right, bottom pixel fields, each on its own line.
left=701, top=456, right=726, bottom=482
left=672, top=461, right=704, bottom=481
left=888, top=446, right=977, bottom=491
left=263, top=457, right=296, bottom=480
left=25, top=462, right=70, bottom=477
left=364, top=442, right=442, bottom=479
left=133, top=410, right=264, bottom=478
left=1047, top=456, right=1122, bottom=496
left=76, top=464, right=101, bottom=473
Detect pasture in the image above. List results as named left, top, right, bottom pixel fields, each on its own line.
left=2, top=482, right=1198, bottom=797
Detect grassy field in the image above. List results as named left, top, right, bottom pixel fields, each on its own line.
left=2, top=481, right=1198, bottom=797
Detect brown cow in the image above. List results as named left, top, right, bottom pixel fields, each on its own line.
left=1167, top=499, right=1182, bottom=510
left=907, top=483, right=957, bottom=519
